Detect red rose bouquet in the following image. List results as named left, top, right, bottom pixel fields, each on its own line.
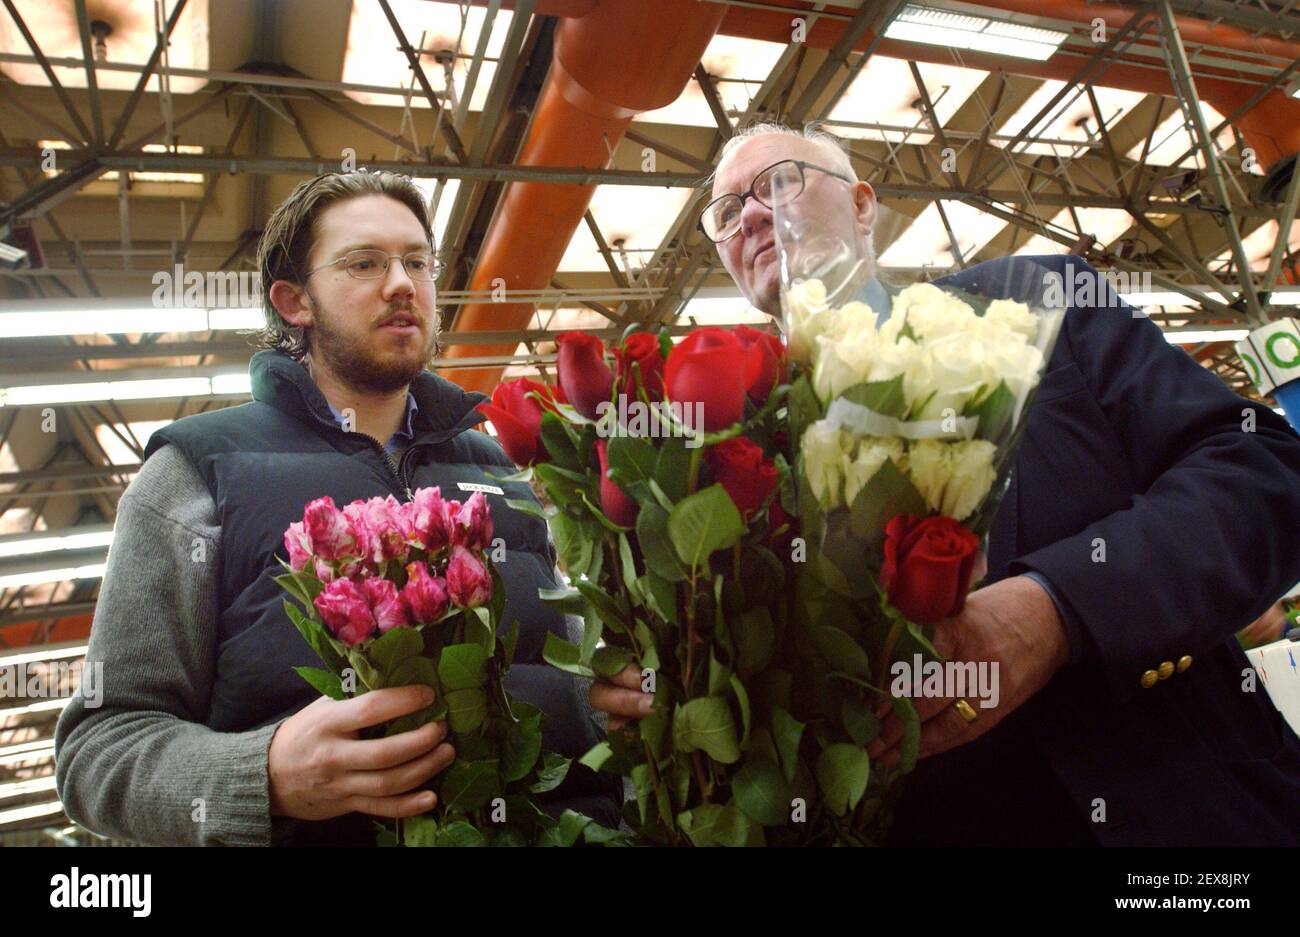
left=481, top=324, right=797, bottom=845
left=277, top=487, right=620, bottom=846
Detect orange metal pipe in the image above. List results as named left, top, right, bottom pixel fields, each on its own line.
left=440, top=0, right=726, bottom=395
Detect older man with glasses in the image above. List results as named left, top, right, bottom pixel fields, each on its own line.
left=591, top=123, right=1300, bottom=846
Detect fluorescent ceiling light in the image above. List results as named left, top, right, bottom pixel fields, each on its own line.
left=884, top=5, right=1068, bottom=61
left=40, top=140, right=205, bottom=185
left=0, top=367, right=251, bottom=408
left=1269, top=290, right=1300, bottom=304
left=0, top=306, right=207, bottom=338
left=207, top=307, right=263, bottom=330
left=0, top=564, right=106, bottom=590
left=0, top=645, right=88, bottom=668
left=0, top=697, right=71, bottom=718
left=1163, top=329, right=1249, bottom=344
left=0, top=528, right=113, bottom=559
left=0, top=776, right=57, bottom=800
left=879, top=200, right=1007, bottom=268
left=1120, top=290, right=1229, bottom=306
left=0, top=801, right=62, bottom=825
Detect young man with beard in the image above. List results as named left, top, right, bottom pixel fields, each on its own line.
left=56, top=172, right=620, bottom=845
left=591, top=124, right=1300, bottom=846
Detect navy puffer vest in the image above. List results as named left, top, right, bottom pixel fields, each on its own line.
left=144, top=350, right=620, bottom=842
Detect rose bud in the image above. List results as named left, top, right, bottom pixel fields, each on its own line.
left=595, top=438, right=639, bottom=527
left=476, top=377, right=564, bottom=466
left=344, top=496, right=408, bottom=568
left=363, top=577, right=410, bottom=634
left=284, top=521, right=311, bottom=572
left=704, top=437, right=777, bottom=521
left=733, top=324, right=786, bottom=404
left=303, top=496, right=353, bottom=560
left=556, top=332, right=615, bottom=421
left=446, top=545, right=493, bottom=608
left=614, top=332, right=666, bottom=403
left=452, top=491, right=494, bottom=551
left=402, top=562, right=450, bottom=624
left=313, top=577, right=376, bottom=646
left=402, top=486, right=451, bottom=554
left=664, top=327, right=748, bottom=431
left=879, top=514, right=981, bottom=625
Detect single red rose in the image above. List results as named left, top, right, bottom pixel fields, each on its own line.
left=476, top=377, right=562, bottom=466
left=664, top=327, right=748, bottom=431
left=733, top=324, right=786, bottom=404
left=614, top=332, right=666, bottom=403
left=704, top=437, right=777, bottom=521
left=879, top=514, right=981, bottom=625
left=556, top=332, right=615, bottom=420
left=595, top=438, right=638, bottom=527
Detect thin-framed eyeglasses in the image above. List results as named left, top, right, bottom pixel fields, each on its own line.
left=305, top=249, right=442, bottom=281
left=698, top=159, right=857, bottom=243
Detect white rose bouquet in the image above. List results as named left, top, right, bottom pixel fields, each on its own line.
left=764, top=180, right=1064, bottom=844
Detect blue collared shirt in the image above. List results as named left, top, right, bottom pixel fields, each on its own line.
left=325, top=392, right=419, bottom=456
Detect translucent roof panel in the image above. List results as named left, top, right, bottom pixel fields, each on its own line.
left=1211, top=220, right=1300, bottom=273
left=878, top=200, right=1007, bottom=269
left=635, top=35, right=788, bottom=127
left=1124, top=100, right=1233, bottom=168
left=94, top=420, right=171, bottom=466
left=0, top=0, right=210, bottom=94
left=558, top=186, right=696, bottom=273
left=411, top=178, right=461, bottom=254
left=341, top=0, right=515, bottom=109
left=1013, top=208, right=1134, bottom=255
left=995, top=80, right=1145, bottom=158
left=825, top=56, right=988, bottom=147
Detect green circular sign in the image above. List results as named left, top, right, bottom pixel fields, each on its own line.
left=1265, top=331, right=1300, bottom=370
left=1241, top=352, right=1260, bottom=386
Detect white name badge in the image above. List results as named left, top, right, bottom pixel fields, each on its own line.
left=457, top=482, right=504, bottom=495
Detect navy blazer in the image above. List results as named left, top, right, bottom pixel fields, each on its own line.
left=890, top=254, right=1300, bottom=846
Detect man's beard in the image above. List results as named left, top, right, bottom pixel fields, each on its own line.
left=305, top=287, right=439, bottom=394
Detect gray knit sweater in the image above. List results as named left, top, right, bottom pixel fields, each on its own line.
left=55, top=444, right=282, bottom=845
left=55, top=444, right=602, bottom=846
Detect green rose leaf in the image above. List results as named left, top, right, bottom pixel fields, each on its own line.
left=653, top=436, right=692, bottom=503
left=443, top=687, right=487, bottom=734
left=367, top=627, right=423, bottom=680
left=501, top=708, right=544, bottom=783
left=636, top=503, right=687, bottom=582
left=529, top=752, right=572, bottom=793
left=435, top=820, right=487, bottom=847
left=840, top=375, right=906, bottom=419
left=891, top=692, right=922, bottom=774
left=606, top=435, right=658, bottom=501
left=842, top=698, right=882, bottom=747
left=293, top=666, right=346, bottom=700
left=965, top=378, right=1014, bottom=440
left=387, top=655, right=438, bottom=689
left=549, top=512, right=593, bottom=580
left=578, top=741, right=614, bottom=773
left=542, top=633, right=595, bottom=678
left=439, top=757, right=500, bottom=813
left=846, top=457, right=927, bottom=551
left=770, top=705, right=805, bottom=784
left=437, top=643, right=488, bottom=691
left=591, top=645, right=636, bottom=679
left=786, top=374, right=821, bottom=445
left=282, top=599, right=346, bottom=673
left=667, top=484, right=746, bottom=570
left=732, top=758, right=791, bottom=827
left=813, top=626, right=872, bottom=679
left=677, top=803, right=760, bottom=847
left=672, top=697, right=741, bottom=764
left=815, top=743, right=871, bottom=816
